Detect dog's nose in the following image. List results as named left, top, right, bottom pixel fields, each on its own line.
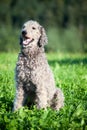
left=22, top=30, right=27, bottom=35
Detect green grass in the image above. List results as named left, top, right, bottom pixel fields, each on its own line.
left=0, top=52, right=87, bottom=130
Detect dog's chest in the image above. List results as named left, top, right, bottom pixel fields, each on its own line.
left=16, top=56, right=37, bottom=83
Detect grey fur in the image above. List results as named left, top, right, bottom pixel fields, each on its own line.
left=13, top=20, right=64, bottom=111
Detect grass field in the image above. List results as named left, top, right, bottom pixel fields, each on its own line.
left=0, top=52, right=87, bottom=130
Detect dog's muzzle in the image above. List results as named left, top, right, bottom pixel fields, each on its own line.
left=21, top=30, right=34, bottom=46
left=22, top=38, right=34, bottom=46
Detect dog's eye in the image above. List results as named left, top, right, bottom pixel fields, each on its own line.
left=23, top=25, right=25, bottom=29
left=32, top=27, right=36, bottom=30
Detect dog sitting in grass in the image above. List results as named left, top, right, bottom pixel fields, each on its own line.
left=13, top=20, right=64, bottom=111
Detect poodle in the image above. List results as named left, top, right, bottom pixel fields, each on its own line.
left=13, top=20, right=64, bottom=111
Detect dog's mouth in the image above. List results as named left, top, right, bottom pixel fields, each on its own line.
left=22, top=36, right=34, bottom=46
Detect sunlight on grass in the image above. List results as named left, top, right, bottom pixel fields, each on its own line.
left=0, top=52, right=87, bottom=130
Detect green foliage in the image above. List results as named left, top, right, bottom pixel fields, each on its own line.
left=0, top=53, right=87, bottom=130
left=0, top=0, right=87, bottom=52
left=47, top=26, right=83, bottom=52
left=0, top=26, right=20, bottom=52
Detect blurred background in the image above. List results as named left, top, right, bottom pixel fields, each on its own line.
left=0, top=0, right=87, bottom=53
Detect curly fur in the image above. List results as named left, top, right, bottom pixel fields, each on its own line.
left=13, top=20, right=64, bottom=111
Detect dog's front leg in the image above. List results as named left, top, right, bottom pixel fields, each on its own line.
left=35, top=88, right=48, bottom=109
left=13, top=84, right=27, bottom=111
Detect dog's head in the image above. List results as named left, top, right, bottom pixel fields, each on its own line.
left=20, top=20, right=48, bottom=49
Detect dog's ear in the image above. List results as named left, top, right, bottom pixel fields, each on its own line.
left=38, top=26, right=48, bottom=47
left=20, top=36, right=23, bottom=45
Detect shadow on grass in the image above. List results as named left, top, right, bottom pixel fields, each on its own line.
left=48, top=57, right=87, bottom=66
